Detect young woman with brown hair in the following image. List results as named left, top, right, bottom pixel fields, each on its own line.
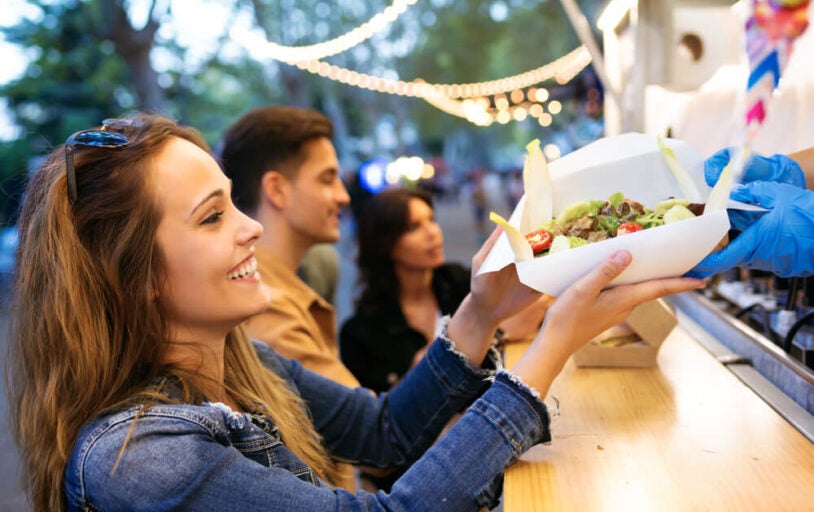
left=6, top=114, right=703, bottom=511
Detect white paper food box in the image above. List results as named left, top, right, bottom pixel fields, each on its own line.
left=479, top=133, right=730, bottom=296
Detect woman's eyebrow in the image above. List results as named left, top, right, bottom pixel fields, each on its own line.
left=188, top=189, right=224, bottom=220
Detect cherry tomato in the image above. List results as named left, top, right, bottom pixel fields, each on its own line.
left=616, top=221, right=644, bottom=236
left=525, top=228, right=553, bottom=254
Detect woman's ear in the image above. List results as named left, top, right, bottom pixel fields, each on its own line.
left=261, top=171, right=289, bottom=210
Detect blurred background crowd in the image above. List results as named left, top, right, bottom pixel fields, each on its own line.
left=0, top=0, right=620, bottom=303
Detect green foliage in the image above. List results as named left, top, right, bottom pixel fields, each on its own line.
left=2, top=1, right=130, bottom=145
left=0, top=0, right=285, bottom=211
left=0, top=139, right=30, bottom=225
left=393, top=0, right=602, bottom=167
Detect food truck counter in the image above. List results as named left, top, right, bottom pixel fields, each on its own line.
left=501, top=294, right=814, bottom=511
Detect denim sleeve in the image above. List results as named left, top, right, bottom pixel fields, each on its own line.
left=70, top=372, right=549, bottom=512
left=388, top=372, right=551, bottom=510
left=266, top=335, right=505, bottom=469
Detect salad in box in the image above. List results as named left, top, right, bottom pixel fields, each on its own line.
left=478, top=132, right=740, bottom=296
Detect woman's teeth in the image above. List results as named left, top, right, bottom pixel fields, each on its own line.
left=228, top=259, right=257, bottom=280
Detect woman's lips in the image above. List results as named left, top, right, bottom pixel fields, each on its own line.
left=227, top=256, right=258, bottom=280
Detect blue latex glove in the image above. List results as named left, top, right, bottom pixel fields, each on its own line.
left=704, top=148, right=806, bottom=188
left=687, top=182, right=814, bottom=278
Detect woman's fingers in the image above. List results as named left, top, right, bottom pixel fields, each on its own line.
left=566, top=250, right=705, bottom=312
left=609, top=276, right=705, bottom=307
left=569, top=250, right=633, bottom=298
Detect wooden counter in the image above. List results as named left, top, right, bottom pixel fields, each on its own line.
left=502, top=326, right=814, bottom=512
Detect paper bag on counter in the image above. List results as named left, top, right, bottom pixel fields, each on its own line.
left=573, top=299, right=678, bottom=367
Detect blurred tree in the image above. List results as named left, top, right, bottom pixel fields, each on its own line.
left=3, top=1, right=134, bottom=151
left=0, top=0, right=278, bottom=145
left=245, top=0, right=412, bottom=165
left=0, top=0, right=280, bottom=222
left=0, top=0, right=137, bottom=224
left=393, top=0, right=603, bottom=173
left=95, top=0, right=167, bottom=112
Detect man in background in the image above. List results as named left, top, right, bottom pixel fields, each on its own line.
left=219, top=105, right=359, bottom=387
left=218, top=107, right=360, bottom=490
left=298, top=242, right=340, bottom=305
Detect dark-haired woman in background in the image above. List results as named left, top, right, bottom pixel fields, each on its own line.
left=341, top=188, right=551, bottom=394
left=340, top=188, right=556, bottom=492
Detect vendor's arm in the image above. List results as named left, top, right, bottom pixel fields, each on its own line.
left=788, top=147, right=814, bottom=189
left=688, top=182, right=814, bottom=278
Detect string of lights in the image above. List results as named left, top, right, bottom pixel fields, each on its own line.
left=422, top=87, right=566, bottom=127
left=233, top=0, right=419, bottom=63
left=231, top=8, right=594, bottom=126
left=287, top=45, right=591, bottom=99
left=286, top=46, right=592, bottom=126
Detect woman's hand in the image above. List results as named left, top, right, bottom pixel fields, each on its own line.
left=446, top=227, right=544, bottom=364
left=512, top=250, right=704, bottom=397
left=498, top=294, right=555, bottom=343
left=467, top=227, right=544, bottom=325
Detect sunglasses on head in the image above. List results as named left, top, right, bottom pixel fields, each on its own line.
left=64, top=118, right=141, bottom=204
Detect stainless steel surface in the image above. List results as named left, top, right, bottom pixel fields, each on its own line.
left=669, top=291, right=814, bottom=442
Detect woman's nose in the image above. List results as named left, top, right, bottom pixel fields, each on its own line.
left=238, top=213, right=263, bottom=244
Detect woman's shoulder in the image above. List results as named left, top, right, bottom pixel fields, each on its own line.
left=71, top=403, right=230, bottom=462
left=64, top=402, right=251, bottom=510
left=252, top=339, right=293, bottom=377
left=435, top=262, right=470, bottom=283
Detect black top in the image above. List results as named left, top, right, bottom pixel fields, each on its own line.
left=340, top=263, right=471, bottom=394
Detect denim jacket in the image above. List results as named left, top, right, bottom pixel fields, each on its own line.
left=64, top=337, right=551, bottom=511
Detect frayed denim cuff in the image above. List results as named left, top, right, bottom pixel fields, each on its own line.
left=436, top=314, right=503, bottom=377
left=489, top=371, right=552, bottom=448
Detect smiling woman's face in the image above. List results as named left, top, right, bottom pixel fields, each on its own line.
left=151, top=137, right=271, bottom=341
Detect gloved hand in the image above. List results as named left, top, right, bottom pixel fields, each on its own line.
left=687, top=182, right=814, bottom=278
left=704, top=148, right=806, bottom=188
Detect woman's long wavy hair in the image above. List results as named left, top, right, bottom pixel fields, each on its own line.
left=6, top=114, right=335, bottom=512
left=355, top=187, right=434, bottom=311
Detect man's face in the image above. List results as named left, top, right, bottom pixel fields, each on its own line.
left=281, top=137, right=350, bottom=246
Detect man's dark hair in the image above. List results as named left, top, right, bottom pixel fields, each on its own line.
left=218, top=106, right=334, bottom=214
